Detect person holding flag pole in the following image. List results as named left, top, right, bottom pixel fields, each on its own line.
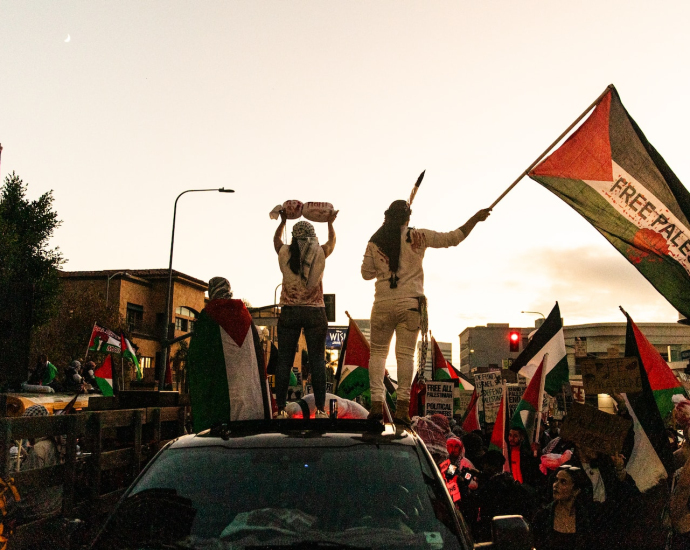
left=361, top=171, right=490, bottom=425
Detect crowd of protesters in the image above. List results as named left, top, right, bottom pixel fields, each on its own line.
left=413, top=399, right=690, bottom=550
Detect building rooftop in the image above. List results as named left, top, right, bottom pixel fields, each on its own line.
left=60, top=269, right=208, bottom=290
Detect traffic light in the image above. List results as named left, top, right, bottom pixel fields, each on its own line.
left=509, top=330, right=520, bottom=352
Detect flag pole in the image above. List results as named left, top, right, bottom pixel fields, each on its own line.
left=84, top=321, right=97, bottom=362
left=534, top=353, right=548, bottom=455
left=489, top=84, right=614, bottom=210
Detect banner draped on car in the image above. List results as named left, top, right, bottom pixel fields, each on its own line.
left=529, top=86, right=690, bottom=319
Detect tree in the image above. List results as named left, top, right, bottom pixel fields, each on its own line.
left=0, top=171, right=64, bottom=324
left=0, top=172, right=64, bottom=389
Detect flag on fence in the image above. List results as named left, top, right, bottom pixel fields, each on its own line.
left=88, top=324, right=121, bottom=354
left=511, top=357, right=546, bottom=442
left=93, top=355, right=114, bottom=397
left=623, top=312, right=686, bottom=419
left=510, top=303, right=568, bottom=395
left=529, top=86, right=690, bottom=320
left=121, top=334, right=141, bottom=380
left=488, top=383, right=511, bottom=473
left=187, top=299, right=272, bottom=430
left=462, top=390, right=481, bottom=432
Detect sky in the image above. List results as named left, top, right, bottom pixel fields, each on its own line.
left=2, top=0, right=690, bottom=369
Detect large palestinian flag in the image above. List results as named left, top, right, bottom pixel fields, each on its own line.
left=187, top=299, right=272, bottom=431
left=509, top=302, right=568, bottom=396
left=529, top=86, right=690, bottom=319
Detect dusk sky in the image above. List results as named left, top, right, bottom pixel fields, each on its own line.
left=2, top=1, right=689, bottom=369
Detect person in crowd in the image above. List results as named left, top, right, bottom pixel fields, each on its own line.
left=461, top=431, right=486, bottom=466
left=82, top=360, right=98, bottom=389
left=464, top=449, right=536, bottom=542
left=64, top=360, right=84, bottom=390
left=508, top=427, right=541, bottom=488
left=273, top=211, right=337, bottom=419
left=187, top=277, right=273, bottom=429
left=15, top=405, right=62, bottom=523
left=361, top=199, right=490, bottom=424
left=671, top=437, right=690, bottom=549
left=27, top=354, right=57, bottom=388
left=531, top=465, right=593, bottom=550
left=540, top=416, right=562, bottom=450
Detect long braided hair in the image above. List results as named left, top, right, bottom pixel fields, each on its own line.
left=369, top=200, right=411, bottom=289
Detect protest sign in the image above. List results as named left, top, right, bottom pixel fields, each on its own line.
left=425, top=381, right=454, bottom=419
left=561, top=402, right=632, bottom=455
left=580, top=357, right=642, bottom=395
left=507, top=384, right=524, bottom=417
left=474, top=371, right=502, bottom=423
left=456, top=389, right=474, bottom=417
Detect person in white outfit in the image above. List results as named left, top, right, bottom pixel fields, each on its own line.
left=361, top=199, right=490, bottom=425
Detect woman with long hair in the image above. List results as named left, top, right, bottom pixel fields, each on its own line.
left=532, top=465, right=592, bottom=550
left=361, top=199, right=490, bottom=425
left=273, top=210, right=337, bottom=419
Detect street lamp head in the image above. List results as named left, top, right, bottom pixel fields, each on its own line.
left=218, top=188, right=235, bottom=193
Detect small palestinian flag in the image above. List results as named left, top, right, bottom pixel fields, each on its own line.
left=121, top=334, right=141, bottom=380
left=623, top=312, right=686, bottom=419
left=93, top=355, right=114, bottom=397
left=432, top=337, right=460, bottom=381
left=530, top=86, right=690, bottom=319
left=88, top=323, right=121, bottom=354
left=510, top=357, right=545, bottom=442
left=488, top=383, right=511, bottom=473
left=187, top=299, right=272, bottom=431
left=510, top=303, right=568, bottom=396
left=335, top=318, right=371, bottom=400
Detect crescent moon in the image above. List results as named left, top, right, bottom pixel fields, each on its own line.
left=65, top=34, right=71, bottom=42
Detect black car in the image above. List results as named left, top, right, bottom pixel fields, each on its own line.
left=90, top=419, right=530, bottom=549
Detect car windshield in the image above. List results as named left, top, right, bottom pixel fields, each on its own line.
left=93, top=441, right=466, bottom=549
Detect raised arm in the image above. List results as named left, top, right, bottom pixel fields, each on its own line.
left=321, top=210, right=339, bottom=258
left=458, top=208, right=491, bottom=238
left=274, top=210, right=287, bottom=254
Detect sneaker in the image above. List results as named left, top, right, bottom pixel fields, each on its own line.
left=275, top=409, right=288, bottom=420
left=315, top=409, right=329, bottom=419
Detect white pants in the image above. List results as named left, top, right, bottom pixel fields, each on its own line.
left=368, top=297, right=420, bottom=403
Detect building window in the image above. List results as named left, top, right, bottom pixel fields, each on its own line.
left=126, top=303, right=144, bottom=332
left=175, top=317, right=189, bottom=332
left=174, top=306, right=197, bottom=333
left=176, top=306, right=198, bottom=318
left=140, top=357, right=152, bottom=370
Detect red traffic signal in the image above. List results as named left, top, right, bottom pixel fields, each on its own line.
left=509, top=330, right=520, bottom=352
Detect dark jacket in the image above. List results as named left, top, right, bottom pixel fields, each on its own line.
left=531, top=500, right=593, bottom=550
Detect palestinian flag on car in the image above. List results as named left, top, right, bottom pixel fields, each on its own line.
left=529, top=86, right=690, bottom=320
left=187, top=299, right=272, bottom=431
left=93, top=355, right=114, bottom=397
left=511, top=357, right=545, bottom=441
left=121, top=334, right=142, bottom=380
left=510, top=303, right=568, bottom=396
left=88, top=323, right=121, bottom=354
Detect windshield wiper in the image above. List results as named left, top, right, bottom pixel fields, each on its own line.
left=248, top=542, right=368, bottom=549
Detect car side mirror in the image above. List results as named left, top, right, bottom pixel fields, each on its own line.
left=474, top=515, right=533, bottom=550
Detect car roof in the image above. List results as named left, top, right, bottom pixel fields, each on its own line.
left=166, top=419, right=424, bottom=450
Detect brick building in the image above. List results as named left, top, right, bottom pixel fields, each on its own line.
left=60, top=269, right=207, bottom=384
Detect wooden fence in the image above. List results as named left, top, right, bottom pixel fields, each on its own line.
left=0, top=406, right=188, bottom=549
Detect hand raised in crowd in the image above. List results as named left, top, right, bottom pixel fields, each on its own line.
left=327, top=210, right=339, bottom=224
left=279, top=209, right=287, bottom=223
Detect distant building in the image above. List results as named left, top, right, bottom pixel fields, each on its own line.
left=60, top=269, right=208, bottom=384
left=459, top=323, right=531, bottom=377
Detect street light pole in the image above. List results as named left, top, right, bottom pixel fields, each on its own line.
left=106, top=271, right=127, bottom=308
left=160, top=187, right=235, bottom=390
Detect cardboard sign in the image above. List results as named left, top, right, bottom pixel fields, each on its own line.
left=507, top=384, right=524, bottom=417
left=456, top=390, right=474, bottom=416
left=474, top=372, right=502, bottom=423
left=581, top=357, right=642, bottom=395
left=561, top=402, right=633, bottom=456
left=424, top=381, right=454, bottom=419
